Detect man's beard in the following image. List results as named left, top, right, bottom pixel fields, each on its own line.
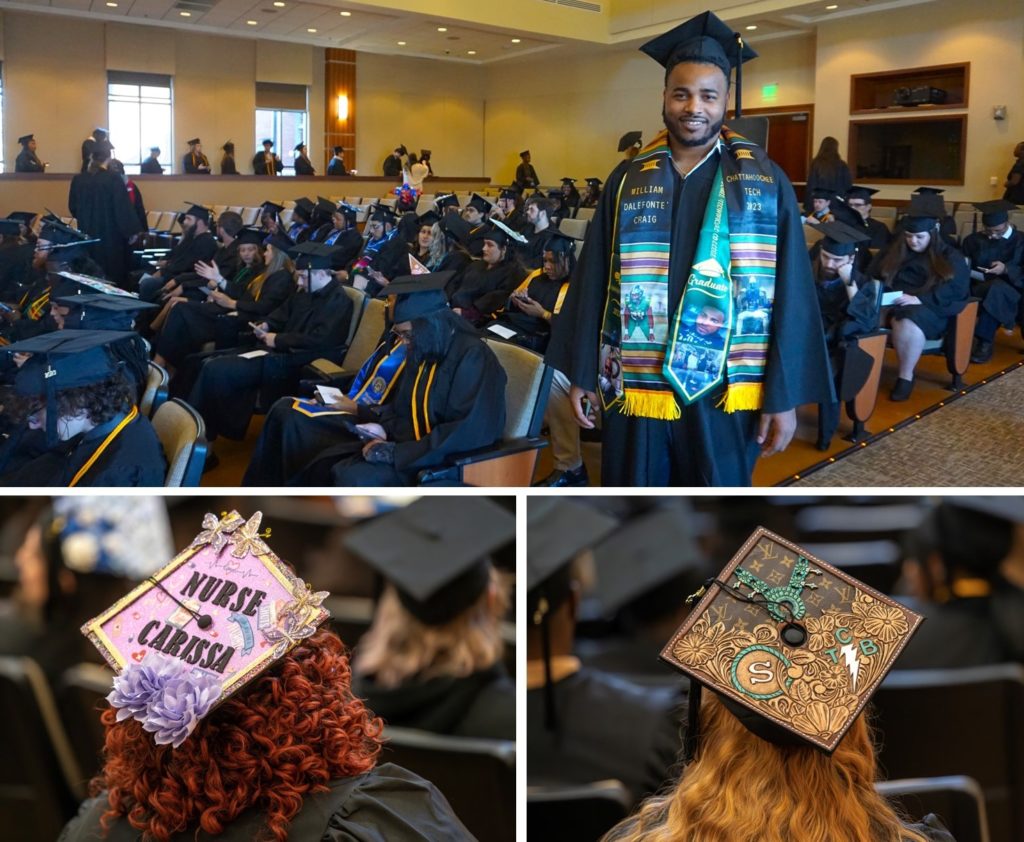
left=662, top=106, right=724, bottom=149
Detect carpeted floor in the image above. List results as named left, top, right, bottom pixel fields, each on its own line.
left=790, top=363, right=1024, bottom=487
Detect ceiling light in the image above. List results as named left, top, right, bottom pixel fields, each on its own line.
left=273, top=1, right=286, bottom=6
left=467, top=50, right=476, bottom=55
left=105, top=1, right=118, bottom=7
left=746, top=24, right=758, bottom=30
left=437, top=27, right=447, bottom=32
left=179, top=10, right=191, bottom=16
left=307, top=28, right=317, bottom=33
left=511, top=38, right=521, bottom=43
left=340, top=10, right=351, bottom=15
left=826, top=3, right=838, bottom=7
left=397, top=40, right=406, bottom=46
left=247, top=19, right=258, bottom=25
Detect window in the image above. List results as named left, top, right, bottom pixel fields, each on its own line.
left=107, top=71, right=173, bottom=174
left=255, top=83, right=309, bottom=176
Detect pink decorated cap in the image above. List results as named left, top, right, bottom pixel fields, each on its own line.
left=81, top=510, right=330, bottom=748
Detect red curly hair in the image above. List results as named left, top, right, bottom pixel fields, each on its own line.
left=92, top=628, right=384, bottom=842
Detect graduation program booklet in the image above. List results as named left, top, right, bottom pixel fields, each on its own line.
left=487, top=323, right=517, bottom=339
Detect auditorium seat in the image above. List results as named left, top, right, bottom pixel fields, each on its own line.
left=152, top=397, right=208, bottom=486
left=340, top=285, right=369, bottom=349
left=56, top=662, right=113, bottom=787
left=0, top=656, right=82, bottom=839
left=418, top=338, right=551, bottom=486
left=576, top=207, right=596, bottom=222
left=379, top=726, right=515, bottom=842
left=527, top=780, right=632, bottom=842
left=558, top=217, right=589, bottom=241
left=302, top=296, right=387, bottom=389
left=877, top=776, right=990, bottom=842
left=872, top=664, right=1024, bottom=842
left=921, top=297, right=978, bottom=389
left=139, top=360, right=170, bottom=418
left=240, top=207, right=261, bottom=226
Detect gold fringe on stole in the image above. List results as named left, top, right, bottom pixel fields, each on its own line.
left=623, top=390, right=681, bottom=421
left=718, top=383, right=763, bottom=413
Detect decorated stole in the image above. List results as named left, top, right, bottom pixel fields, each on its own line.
left=290, top=338, right=406, bottom=419
left=599, top=127, right=778, bottom=418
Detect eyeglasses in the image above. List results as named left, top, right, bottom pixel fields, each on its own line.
left=391, top=325, right=413, bottom=341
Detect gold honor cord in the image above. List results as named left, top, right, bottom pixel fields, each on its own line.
left=67, top=405, right=139, bottom=487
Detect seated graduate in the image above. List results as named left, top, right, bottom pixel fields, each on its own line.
left=526, top=499, right=687, bottom=805
left=287, top=197, right=317, bottom=244
left=346, top=497, right=516, bottom=740
left=59, top=508, right=474, bottom=842
left=350, top=205, right=407, bottom=296
left=312, top=198, right=362, bottom=255
left=410, top=210, right=442, bottom=267
left=483, top=228, right=576, bottom=352
left=151, top=209, right=244, bottom=306
left=603, top=528, right=953, bottom=842
left=519, top=195, right=558, bottom=270
left=580, top=177, right=603, bottom=208
left=803, top=187, right=837, bottom=226
left=560, top=177, right=582, bottom=218
left=258, top=200, right=288, bottom=244
left=846, top=185, right=892, bottom=250
left=447, top=221, right=529, bottom=327
left=962, top=200, right=1024, bottom=363
left=811, top=220, right=882, bottom=449
left=136, top=204, right=220, bottom=301
left=491, top=186, right=528, bottom=234
left=894, top=187, right=958, bottom=248
left=546, top=188, right=568, bottom=227
left=188, top=241, right=354, bottom=452
left=869, top=192, right=969, bottom=401
left=897, top=497, right=1024, bottom=668
left=0, top=218, right=33, bottom=301
left=0, top=330, right=164, bottom=487
left=153, top=232, right=296, bottom=376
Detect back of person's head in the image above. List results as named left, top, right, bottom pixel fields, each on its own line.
left=354, top=566, right=509, bottom=688
left=217, top=210, right=244, bottom=238
left=108, top=158, right=125, bottom=176
left=933, top=502, right=1013, bottom=580
left=93, top=628, right=382, bottom=842
left=604, top=693, right=925, bottom=842
left=406, top=307, right=474, bottom=363
left=89, top=146, right=111, bottom=170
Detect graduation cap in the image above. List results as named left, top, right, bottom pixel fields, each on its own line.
left=287, top=241, right=342, bottom=271
left=416, top=210, right=441, bottom=229
left=335, top=202, right=359, bottom=222
left=846, top=186, right=878, bottom=202
left=519, top=149, right=531, bottom=158
left=149, top=146, right=161, bottom=153
left=265, top=232, right=294, bottom=252
left=183, top=203, right=211, bottom=225
left=972, top=199, right=1017, bottom=227
left=39, top=218, right=91, bottom=247
left=585, top=177, right=603, bottom=188
left=222, top=140, right=235, bottom=152
left=488, top=217, right=528, bottom=245
left=261, top=138, right=274, bottom=146
left=315, top=196, right=337, bottom=217
left=902, top=194, right=946, bottom=233
left=441, top=212, right=473, bottom=247
left=368, top=204, right=398, bottom=225
left=186, top=137, right=201, bottom=146
left=6, top=211, right=38, bottom=225
left=294, top=141, right=307, bottom=151
left=912, top=186, right=944, bottom=195
left=815, top=220, right=871, bottom=257
left=81, top=509, right=330, bottom=748
left=0, top=219, right=21, bottom=237
left=661, top=527, right=923, bottom=756
left=467, top=193, right=493, bottom=215
left=435, top=192, right=460, bottom=210
left=498, top=187, right=519, bottom=200
left=386, top=270, right=454, bottom=322
left=294, top=196, right=316, bottom=213
left=260, top=201, right=284, bottom=218
left=18, top=134, right=34, bottom=146
left=343, top=498, right=514, bottom=626
left=640, top=10, right=759, bottom=116
left=828, top=197, right=868, bottom=230
left=617, top=130, right=643, bottom=152
left=810, top=187, right=837, bottom=201
left=590, top=503, right=708, bottom=616
left=560, top=177, right=577, bottom=186
left=543, top=228, right=578, bottom=256
left=52, top=293, right=158, bottom=331
left=234, top=227, right=265, bottom=247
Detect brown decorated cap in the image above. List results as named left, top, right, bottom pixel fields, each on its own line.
left=660, top=526, right=923, bottom=753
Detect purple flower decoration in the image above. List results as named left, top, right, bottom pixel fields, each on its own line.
left=142, top=670, right=222, bottom=748
left=107, top=653, right=183, bottom=723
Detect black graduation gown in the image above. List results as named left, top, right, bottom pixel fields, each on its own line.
left=80, top=137, right=112, bottom=172
left=327, top=157, right=349, bottom=176
left=68, top=169, right=144, bottom=287
left=188, top=280, right=354, bottom=440
left=320, top=227, right=364, bottom=269
left=0, top=411, right=165, bottom=487
left=139, top=157, right=163, bottom=174
left=156, top=268, right=295, bottom=367
left=252, top=152, right=283, bottom=175
left=382, top=155, right=403, bottom=178
left=294, top=154, right=316, bottom=175
left=873, top=244, right=970, bottom=339
left=0, top=244, right=32, bottom=302
left=962, top=228, right=1024, bottom=327
left=181, top=152, right=210, bottom=174
left=15, top=149, right=44, bottom=173
left=220, top=154, right=238, bottom=175
left=515, top=162, right=539, bottom=191
left=519, top=227, right=555, bottom=270
left=526, top=666, right=686, bottom=804
left=353, top=663, right=515, bottom=740
left=173, top=241, right=241, bottom=302
left=58, top=764, right=474, bottom=842
left=486, top=271, right=565, bottom=353
left=865, top=216, right=891, bottom=250
left=149, top=231, right=220, bottom=290
left=546, top=146, right=833, bottom=487
left=446, top=260, right=526, bottom=325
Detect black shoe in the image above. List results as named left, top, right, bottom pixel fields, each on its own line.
left=970, top=339, right=993, bottom=364
left=890, top=377, right=914, bottom=402
left=536, top=465, right=589, bottom=487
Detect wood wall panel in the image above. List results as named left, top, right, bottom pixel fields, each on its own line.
left=324, top=49, right=357, bottom=173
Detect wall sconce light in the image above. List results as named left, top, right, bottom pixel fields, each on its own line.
left=337, top=93, right=349, bottom=121
left=993, top=105, right=1007, bottom=121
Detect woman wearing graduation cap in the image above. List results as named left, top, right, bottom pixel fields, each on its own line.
left=869, top=193, right=969, bottom=401
left=581, top=177, right=603, bottom=208
left=603, top=527, right=953, bottom=842
left=14, top=133, right=45, bottom=173
left=446, top=221, right=528, bottom=327
left=59, top=508, right=474, bottom=842
left=346, top=498, right=516, bottom=740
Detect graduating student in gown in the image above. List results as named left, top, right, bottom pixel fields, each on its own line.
left=546, top=12, right=832, bottom=486
left=446, top=222, right=528, bottom=326
left=15, top=134, right=45, bottom=173
left=188, top=242, right=354, bottom=445
left=293, top=141, right=316, bottom=175
left=347, top=498, right=516, bottom=740
left=0, top=330, right=165, bottom=487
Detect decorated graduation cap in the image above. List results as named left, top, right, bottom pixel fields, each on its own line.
left=335, top=201, right=359, bottom=223
left=488, top=217, right=528, bottom=245
left=640, top=10, right=758, bottom=116
left=183, top=202, right=211, bottom=225
left=661, top=527, right=923, bottom=756
left=18, top=134, right=34, bottom=146
left=973, top=199, right=1017, bottom=227
left=81, top=510, right=330, bottom=748
left=288, top=241, right=341, bottom=271
left=186, top=137, right=201, bottom=146
left=39, top=217, right=91, bottom=247
left=846, top=185, right=878, bottom=202
left=902, top=193, right=946, bottom=233
left=467, top=193, right=494, bottom=214
left=816, top=220, right=871, bottom=256
left=618, top=130, right=643, bottom=152
left=53, top=293, right=158, bottom=331
left=386, top=269, right=454, bottom=321
left=343, top=497, right=514, bottom=626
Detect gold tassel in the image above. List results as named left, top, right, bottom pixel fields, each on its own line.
left=623, top=390, right=681, bottom=420
left=721, top=383, right=763, bottom=413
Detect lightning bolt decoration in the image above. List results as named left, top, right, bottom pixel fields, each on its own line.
left=840, top=642, right=860, bottom=692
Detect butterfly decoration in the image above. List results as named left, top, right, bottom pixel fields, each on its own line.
left=228, top=512, right=271, bottom=559
left=189, top=511, right=246, bottom=553
left=261, top=578, right=330, bottom=658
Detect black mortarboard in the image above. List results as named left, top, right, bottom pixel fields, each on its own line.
left=294, top=141, right=306, bottom=151
left=590, top=503, right=706, bottom=615
left=441, top=213, right=473, bottom=247
left=467, top=193, right=493, bottom=214
left=417, top=210, right=441, bottom=228
left=7, top=211, right=37, bottom=225
left=489, top=218, right=528, bottom=245
left=519, top=149, right=530, bottom=158
left=222, top=140, right=235, bottom=152
left=336, top=202, right=359, bottom=222
left=183, top=203, right=211, bottom=224
left=149, top=146, right=160, bottom=153
left=972, top=199, right=1017, bottom=227
left=811, top=187, right=837, bottom=201
left=235, top=227, right=264, bottom=246
left=560, top=177, right=576, bottom=185
left=478, top=221, right=513, bottom=247
left=315, top=196, right=337, bottom=217
left=288, top=241, right=341, bottom=270
left=543, top=229, right=578, bottom=256
left=39, top=218, right=90, bottom=246
left=661, top=527, right=923, bottom=755
left=816, top=220, right=871, bottom=257
left=52, top=293, right=158, bottom=330
left=368, top=204, right=398, bottom=224
left=498, top=187, right=518, bottom=200
left=18, top=134, right=34, bottom=145
left=846, top=185, right=878, bottom=201
left=294, top=196, right=316, bottom=214
left=0, top=219, right=21, bottom=237
left=420, top=149, right=431, bottom=158
left=265, top=232, right=294, bottom=252
left=639, top=10, right=758, bottom=116
left=618, top=131, right=643, bottom=152
left=262, top=138, right=274, bottom=146
left=435, top=192, right=460, bottom=210
left=186, top=137, right=200, bottom=146
left=585, top=177, right=603, bottom=187
left=261, top=200, right=284, bottom=217
left=903, top=194, right=946, bottom=233
left=828, top=198, right=868, bottom=230
left=343, top=497, right=513, bottom=625
left=912, top=186, right=944, bottom=195
left=387, top=271, right=454, bottom=322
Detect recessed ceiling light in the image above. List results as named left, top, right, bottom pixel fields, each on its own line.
left=746, top=24, right=758, bottom=30
left=511, top=38, right=521, bottom=43
left=826, top=3, right=838, bottom=7
left=437, top=27, right=447, bottom=32
left=340, top=10, right=351, bottom=16
left=307, top=28, right=317, bottom=33
left=397, top=40, right=406, bottom=46
left=467, top=50, right=476, bottom=55
left=106, top=1, right=118, bottom=7
left=273, top=1, right=286, bottom=6
left=179, top=10, right=191, bottom=16
left=247, top=19, right=258, bottom=25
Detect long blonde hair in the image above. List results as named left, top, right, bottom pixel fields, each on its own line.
left=603, top=693, right=927, bottom=842
left=248, top=244, right=293, bottom=300
left=353, top=567, right=510, bottom=687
